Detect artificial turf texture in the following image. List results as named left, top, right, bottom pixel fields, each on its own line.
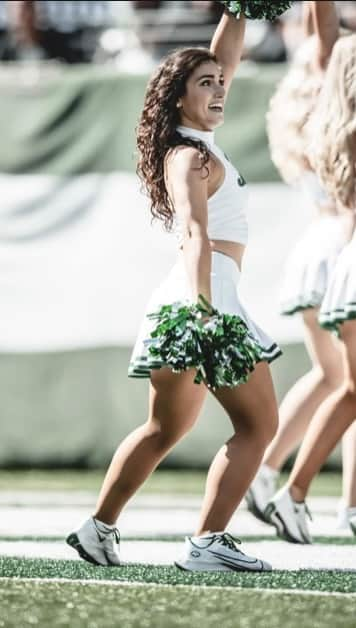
left=1, top=557, right=356, bottom=594
left=1, top=579, right=356, bottom=628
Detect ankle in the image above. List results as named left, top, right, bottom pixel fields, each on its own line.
left=288, top=483, right=306, bottom=503
left=93, top=515, right=117, bottom=528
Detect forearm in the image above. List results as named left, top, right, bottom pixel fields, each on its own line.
left=210, top=10, right=245, bottom=90
left=182, top=233, right=212, bottom=304
left=310, top=0, right=338, bottom=69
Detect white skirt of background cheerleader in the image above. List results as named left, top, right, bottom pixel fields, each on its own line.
left=280, top=215, right=349, bottom=316
left=319, top=230, right=356, bottom=331
left=128, top=251, right=281, bottom=378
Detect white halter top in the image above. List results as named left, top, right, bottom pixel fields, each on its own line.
left=174, top=125, right=249, bottom=245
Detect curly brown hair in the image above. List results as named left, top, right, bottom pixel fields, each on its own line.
left=136, top=47, right=218, bottom=230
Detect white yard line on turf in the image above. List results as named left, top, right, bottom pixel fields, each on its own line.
left=0, top=577, right=355, bottom=599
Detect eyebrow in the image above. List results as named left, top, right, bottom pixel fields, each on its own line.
left=196, top=74, right=224, bottom=82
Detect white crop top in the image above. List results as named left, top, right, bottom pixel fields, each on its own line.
left=174, top=125, right=249, bottom=245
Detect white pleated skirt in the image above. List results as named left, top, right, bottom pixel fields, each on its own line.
left=128, top=251, right=282, bottom=379
left=280, top=215, right=350, bottom=316
left=319, top=229, right=356, bottom=332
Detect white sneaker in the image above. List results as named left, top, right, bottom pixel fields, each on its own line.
left=348, top=508, right=356, bottom=536
left=264, top=487, right=312, bottom=544
left=66, top=517, right=121, bottom=566
left=335, top=499, right=349, bottom=530
left=245, top=464, right=279, bottom=523
left=175, top=532, right=272, bottom=572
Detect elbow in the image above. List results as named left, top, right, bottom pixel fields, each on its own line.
left=181, top=224, right=210, bottom=249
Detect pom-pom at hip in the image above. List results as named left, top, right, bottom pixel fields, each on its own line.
left=128, top=251, right=281, bottom=385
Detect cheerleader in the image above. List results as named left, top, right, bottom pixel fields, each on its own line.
left=265, top=32, right=356, bottom=542
left=246, top=0, right=351, bottom=524
left=65, top=4, right=290, bottom=571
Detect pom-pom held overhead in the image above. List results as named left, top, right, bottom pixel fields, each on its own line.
left=219, top=0, right=292, bottom=21
left=147, top=295, right=263, bottom=390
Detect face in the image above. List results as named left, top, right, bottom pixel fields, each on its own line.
left=177, top=61, right=225, bottom=131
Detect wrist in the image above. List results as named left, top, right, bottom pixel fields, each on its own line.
left=196, top=294, right=215, bottom=315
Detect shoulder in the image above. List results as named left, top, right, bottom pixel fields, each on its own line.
left=165, top=145, right=206, bottom=177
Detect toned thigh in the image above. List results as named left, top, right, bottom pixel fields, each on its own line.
left=148, top=367, right=207, bottom=439
left=339, top=320, right=356, bottom=386
left=302, top=308, right=343, bottom=382
left=212, top=361, right=278, bottom=438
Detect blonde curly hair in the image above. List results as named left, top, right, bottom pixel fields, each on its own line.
left=266, top=36, right=323, bottom=184
left=308, top=34, right=356, bottom=211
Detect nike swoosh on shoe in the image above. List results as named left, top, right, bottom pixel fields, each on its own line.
left=208, top=549, right=259, bottom=564
left=212, top=555, right=265, bottom=572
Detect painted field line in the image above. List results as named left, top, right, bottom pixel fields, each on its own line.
left=1, top=577, right=355, bottom=599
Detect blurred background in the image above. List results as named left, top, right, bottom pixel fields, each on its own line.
left=1, top=0, right=356, bottom=472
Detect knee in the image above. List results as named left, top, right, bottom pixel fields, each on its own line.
left=317, top=364, right=344, bottom=389
left=340, top=379, right=356, bottom=401
left=232, top=407, right=279, bottom=449
left=144, top=419, right=186, bottom=452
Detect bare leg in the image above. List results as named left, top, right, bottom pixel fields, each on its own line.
left=342, top=421, right=356, bottom=507
left=95, top=368, right=207, bottom=524
left=196, top=362, right=278, bottom=534
left=288, top=320, right=356, bottom=502
left=265, top=308, right=343, bottom=470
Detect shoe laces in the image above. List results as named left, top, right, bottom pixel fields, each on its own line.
left=93, top=519, right=120, bottom=544
left=104, top=527, right=120, bottom=545
left=113, top=528, right=120, bottom=544
left=295, top=501, right=312, bottom=522
left=216, top=532, right=242, bottom=552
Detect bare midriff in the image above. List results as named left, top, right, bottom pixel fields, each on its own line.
left=208, top=239, right=245, bottom=270
left=179, top=239, right=245, bottom=270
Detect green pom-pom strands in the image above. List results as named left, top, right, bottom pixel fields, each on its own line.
left=147, top=295, right=263, bottom=390
left=219, top=0, right=292, bottom=21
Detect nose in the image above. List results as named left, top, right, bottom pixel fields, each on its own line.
left=216, top=84, right=225, bottom=99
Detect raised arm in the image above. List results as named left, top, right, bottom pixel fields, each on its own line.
left=166, top=148, right=211, bottom=305
left=210, top=10, right=246, bottom=95
left=310, top=0, right=339, bottom=70
left=302, top=1, right=314, bottom=37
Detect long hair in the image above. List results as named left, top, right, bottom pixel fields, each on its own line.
left=136, top=47, right=217, bottom=230
left=266, top=36, right=323, bottom=183
left=308, top=34, right=356, bottom=210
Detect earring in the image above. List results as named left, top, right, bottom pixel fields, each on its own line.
left=177, top=102, right=182, bottom=108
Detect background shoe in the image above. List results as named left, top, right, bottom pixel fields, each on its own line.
left=66, top=517, right=121, bottom=566
left=175, top=532, right=272, bottom=572
left=245, top=464, right=279, bottom=523
left=348, top=508, right=356, bottom=536
left=264, top=487, right=312, bottom=544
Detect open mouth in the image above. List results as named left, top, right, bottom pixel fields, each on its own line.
left=208, top=104, right=224, bottom=113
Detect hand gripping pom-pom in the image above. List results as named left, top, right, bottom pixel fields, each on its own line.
left=147, top=295, right=263, bottom=389
left=219, top=1, right=292, bottom=21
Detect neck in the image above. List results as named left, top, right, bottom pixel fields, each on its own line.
left=176, top=124, right=215, bottom=145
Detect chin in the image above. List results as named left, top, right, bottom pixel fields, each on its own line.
left=210, top=116, right=224, bottom=129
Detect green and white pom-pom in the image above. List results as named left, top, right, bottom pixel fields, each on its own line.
left=219, top=0, right=292, bottom=20
left=147, top=295, right=262, bottom=389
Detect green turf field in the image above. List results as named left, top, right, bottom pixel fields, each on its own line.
left=2, top=557, right=356, bottom=593
left=1, top=562, right=356, bottom=628
left=1, top=470, right=353, bottom=628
